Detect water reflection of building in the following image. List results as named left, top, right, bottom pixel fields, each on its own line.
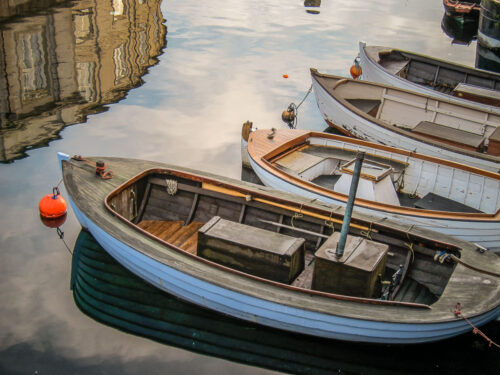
left=0, top=0, right=166, bottom=163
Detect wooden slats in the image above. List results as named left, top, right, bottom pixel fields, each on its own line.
left=138, top=220, right=204, bottom=254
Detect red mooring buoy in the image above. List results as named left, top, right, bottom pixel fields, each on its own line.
left=39, top=187, right=67, bottom=220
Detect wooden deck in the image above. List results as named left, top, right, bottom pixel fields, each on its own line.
left=138, top=220, right=203, bottom=254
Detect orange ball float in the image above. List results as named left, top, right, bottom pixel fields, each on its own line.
left=350, top=63, right=362, bottom=79
left=39, top=187, right=67, bottom=219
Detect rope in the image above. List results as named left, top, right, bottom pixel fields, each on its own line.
left=360, top=221, right=373, bottom=240
left=72, top=155, right=113, bottom=179
left=455, top=303, right=500, bottom=349
left=291, top=204, right=304, bottom=227
left=295, top=84, right=313, bottom=110
left=165, top=179, right=178, bottom=195
left=285, top=84, right=313, bottom=128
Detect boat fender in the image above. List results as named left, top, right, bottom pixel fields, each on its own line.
left=39, top=187, right=67, bottom=219
left=350, top=56, right=362, bottom=79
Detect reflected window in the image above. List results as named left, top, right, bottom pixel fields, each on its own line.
left=76, top=62, right=96, bottom=102
left=16, top=30, right=48, bottom=102
left=138, top=27, right=150, bottom=65
left=113, top=44, right=129, bottom=83
left=73, top=9, right=94, bottom=44
left=110, top=0, right=125, bottom=16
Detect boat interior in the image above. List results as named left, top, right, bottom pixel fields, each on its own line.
left=375, top=48, right=500, bottom=95
left=106, top=170, right=462, bottom=307
left=318, top=72, right=500, bottom=156
left=265, top=136, right=500, bottom=215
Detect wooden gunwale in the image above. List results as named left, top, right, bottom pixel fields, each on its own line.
left=310, top=68, right=500, bottom=164
left=248, top=129, right=500, bottom=221
left=102, top=166, right=433, bottom=308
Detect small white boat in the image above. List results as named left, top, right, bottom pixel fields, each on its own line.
left=358, top=41, right=500, bottom=110
left=59, top=152, right=500, bottom=344
left=243, top=126, right=500, bottom=254
left=310, top=68, right=500, bottom=172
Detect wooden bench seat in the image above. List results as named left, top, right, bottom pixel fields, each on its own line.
left=412, top=121, right=485, bottom=150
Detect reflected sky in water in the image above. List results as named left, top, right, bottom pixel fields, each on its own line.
left=0, top=0, right=499, bottom=374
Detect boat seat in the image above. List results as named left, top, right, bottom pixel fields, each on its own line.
left=453, top=83, right=500, bottom=105
left=412, top=121, right=485, bottom=150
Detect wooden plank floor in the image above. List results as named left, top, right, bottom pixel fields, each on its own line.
left=138, top=220, right=204, bottom=254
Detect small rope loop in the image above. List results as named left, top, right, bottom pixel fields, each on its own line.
left=324, top=210, right=335, bottom=229
left=360, top=221, right=373, bottom=240
left=291, top=204, right=304, bottom=227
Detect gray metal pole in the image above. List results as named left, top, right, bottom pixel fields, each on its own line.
left=336, top=151, right=365, bottom=257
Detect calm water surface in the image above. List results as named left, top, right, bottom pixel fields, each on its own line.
left=0, top=0, right=499, bottom=374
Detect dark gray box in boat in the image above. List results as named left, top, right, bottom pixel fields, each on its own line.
left=312, top=232, right=388, bottom=298
left=197, top=216, right=305, bottom=284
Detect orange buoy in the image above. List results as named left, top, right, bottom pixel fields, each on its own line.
left=39, top=187, right=67, bottom=219
left=350, top=57, right=362, bottom=79
left=283, top=74, right=289, bottom=79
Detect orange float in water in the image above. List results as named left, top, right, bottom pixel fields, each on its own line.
left=283, top=74, right=289, bottom=79
left=39, top=187, right=67, bottom=219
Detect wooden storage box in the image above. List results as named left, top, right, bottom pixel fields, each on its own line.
left=312, top=232, right=388, bottom=298
left=197, top=216, right=305, bottom=284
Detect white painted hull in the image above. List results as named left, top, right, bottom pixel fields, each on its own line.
left=247, top=154, right=500, bottom=254
left=311, top=73, right=500, bottom=173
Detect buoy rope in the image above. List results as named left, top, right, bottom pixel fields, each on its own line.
left=454, top=303, right=500, bottom=349
left=72, top=155, right=113, bottom=179
left=295, top=84, right=313, bottom=110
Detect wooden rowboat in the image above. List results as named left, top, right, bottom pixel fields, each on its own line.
left=310, top=68, right=500, bottom=172
left=59, top=152, right=500, bottom=343
left=358, top=41, right=500, bottom=110
left=243, top=125, right=500, bottom=254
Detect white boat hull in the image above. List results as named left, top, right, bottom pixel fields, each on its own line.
left=311, top=74, right=500, bottom=173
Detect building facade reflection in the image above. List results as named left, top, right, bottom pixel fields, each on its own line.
left=0, top=0, right=166, bottom=163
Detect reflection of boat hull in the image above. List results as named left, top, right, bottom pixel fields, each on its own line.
left=59, top=153, right=500, bottom=344
left=441, top=11, right=478, bottom=45
left=244, top=128, right=500, bottom=254
left=71, top=230, right=500, bottom=374
left=310, top=68, right=500, bottom=172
